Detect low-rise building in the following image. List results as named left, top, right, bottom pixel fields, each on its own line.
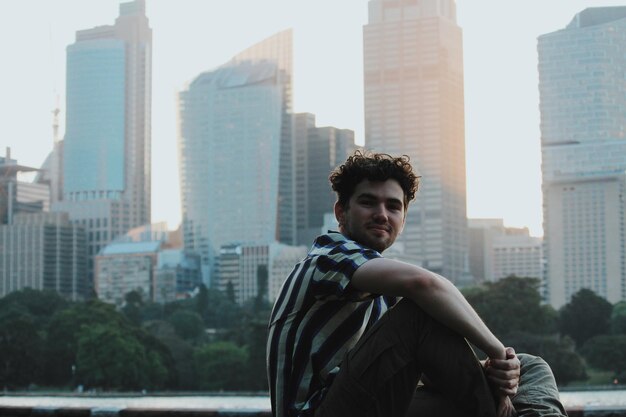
left=95, top=240, right=161, bottom=306
left=468, top=218, right=543, bottom=282
left=217, top=242, right=307, bottom=304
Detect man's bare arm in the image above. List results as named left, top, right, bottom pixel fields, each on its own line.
left=351, top=257, right=506, bottom=360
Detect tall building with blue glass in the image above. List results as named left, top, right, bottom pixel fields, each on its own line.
left=54, top=0, right=152, bottom=283
left=539, top=7, right=626, bottom=307
left=178, top=31, right=292, bottom=284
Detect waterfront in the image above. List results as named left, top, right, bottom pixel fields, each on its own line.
left=0, top=390, right=625, bottom=411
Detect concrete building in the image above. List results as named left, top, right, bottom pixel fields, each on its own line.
left=539, top=7, right=626, bottom=307
left=95, top=223, right=199, bottom=305
left=363, top=0, right=468, bottom=282
left=178, top=30, right=292, bottom=284
left=468, top=219, right=503, bottom=283
left=293, top=113, right=356, bottom=246
left=469, top=219, right=543, bottom=283
left=216, top=242, right=307, bottom=305
left=95, top=240, right=161, bottom=306
left=54, top=0, right=152, bottom=280
left=0, top=212, right=88, bottom=300
left=492, top=230, right=543, bottom=283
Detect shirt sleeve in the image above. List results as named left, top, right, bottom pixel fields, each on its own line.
left=310, top=240, right=382, bottom=301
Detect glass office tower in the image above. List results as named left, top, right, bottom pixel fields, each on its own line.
left=178, top=31, right=292, bottom=285
left=55, top=0, right=152, bottom=283
left=539, top=7, right=626, bottom=307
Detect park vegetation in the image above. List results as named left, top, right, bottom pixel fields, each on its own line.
left=0, top=276, right=625, bottom=391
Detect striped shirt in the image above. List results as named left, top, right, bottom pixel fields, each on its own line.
left=267, top=231, right=399, bottom=417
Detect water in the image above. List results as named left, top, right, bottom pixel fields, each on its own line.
left=0, top=391, right=625, bottom=411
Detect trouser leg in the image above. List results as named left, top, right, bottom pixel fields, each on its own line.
left=512, top=354, right=567, bottom=417
left=314, top=298, right=497, bottom=417
left=403, top=354, right=568, bottom=417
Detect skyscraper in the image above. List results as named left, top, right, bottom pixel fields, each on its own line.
left=539, top=7, right=626, bottom=308
left=54, top=0, right=152, bottom=280
left=178, top=30, right=292, bottom=284
left=363, top=0, right=468, bottom=282
left=293, top=113, right=356, bottom=246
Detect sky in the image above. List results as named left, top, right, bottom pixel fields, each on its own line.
left=1, top=0, right=625, bottom=237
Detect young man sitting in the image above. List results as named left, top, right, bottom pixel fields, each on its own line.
left=267, top=151, right=566, bottom=417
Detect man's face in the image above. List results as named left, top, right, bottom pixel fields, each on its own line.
left=335, top=179, right=406, bottom=253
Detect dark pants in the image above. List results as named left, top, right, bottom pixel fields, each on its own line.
left=314, top=299, right=567, bottom=417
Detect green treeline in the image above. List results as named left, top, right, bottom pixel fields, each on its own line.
left=0, top=286, right=270, bottom=392
left=463, top=276, right=626, bottom=386
left=1, top=277, right=625, bottom=391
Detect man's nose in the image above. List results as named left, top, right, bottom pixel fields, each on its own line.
left=373, top=204, right=389, bottom=222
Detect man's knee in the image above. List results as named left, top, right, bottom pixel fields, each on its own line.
left=518, top=353, right=557, bottom=386
left=513, top=353, right=567, bottom=417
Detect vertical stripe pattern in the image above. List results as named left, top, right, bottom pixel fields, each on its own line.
left=267, top=232, right=398, bottom=417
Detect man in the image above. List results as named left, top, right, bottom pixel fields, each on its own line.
left=267, top=151, right=566, bottom=417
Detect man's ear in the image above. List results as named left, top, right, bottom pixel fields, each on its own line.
left=334, top=201, right=345, bottom=227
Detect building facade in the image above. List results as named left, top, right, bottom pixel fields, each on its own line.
left=155, top=249, right=202, bottom=303
left=95, top=241, right=160, bottom=306
left=178, top=30, right=292, bottom=284
left=293, top=113, right=356, bottom=246
left=363, top=0, right=468, bottom=282
left=492, top=230, right=543, bottom=283
left=0, top=212, right=88, bottom=300
left=539, top=7, right=626, bottom=307
left=216, top=242, right=307, bottom=305
left=55, top=0, right=152, bottom=280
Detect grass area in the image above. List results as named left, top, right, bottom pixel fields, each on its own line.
left=566, top=368, right=616, bottom=388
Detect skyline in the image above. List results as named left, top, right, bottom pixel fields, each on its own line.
left=2, top=0, right=625, bottom=237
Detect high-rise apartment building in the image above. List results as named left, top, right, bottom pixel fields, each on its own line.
left=293, top=113, right=356, bottom=246
left=54, top=0, right=152, bottom=278
left=539, top=7, right=626, bottom=308
left=363, top=0, right=468, bottom=282
left=178, top=30, right=292, bottom=284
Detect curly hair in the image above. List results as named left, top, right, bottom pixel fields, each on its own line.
left=329, top=150, right=419, bottom=209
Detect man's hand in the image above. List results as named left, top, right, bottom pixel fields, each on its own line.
left=485, top=347, right=521, bottom=397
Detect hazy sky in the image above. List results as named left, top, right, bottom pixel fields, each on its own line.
left=1, top=0, right=624, bottom=237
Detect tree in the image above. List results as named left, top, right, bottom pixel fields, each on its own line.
left=168, top=309, right=205, bottom=340
left=611, top=301, right=626, bottom=335
left=0, top=288, right=68, bottom=328
left=0, top=310, right=43, bottom=388
left=463, top=276, right=556, bottom=338
left=558, top=288, right=613, bottom=347
left=580, top=335, right=626, bottom=375
left=145, top=320, right=195, bottom=389
left=194, top=341, right=248, bottom=390
left=76, top=324, right=168, bottom=390
left=122, top=290, right=144, bottom=326
left=44, top=300, right=128, bottom=386
left=226, top=280, right=236, bottom=304
left=196, top=284, right=209, bottom=314
left=200, top=287, right=242, bottom=329
left=503, top=331, right=586, bottom=386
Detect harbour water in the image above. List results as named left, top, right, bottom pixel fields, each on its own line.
left=0, top=390, right=625, bottom=411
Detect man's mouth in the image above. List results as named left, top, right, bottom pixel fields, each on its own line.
left=368, top=225, right=391, bottom=233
